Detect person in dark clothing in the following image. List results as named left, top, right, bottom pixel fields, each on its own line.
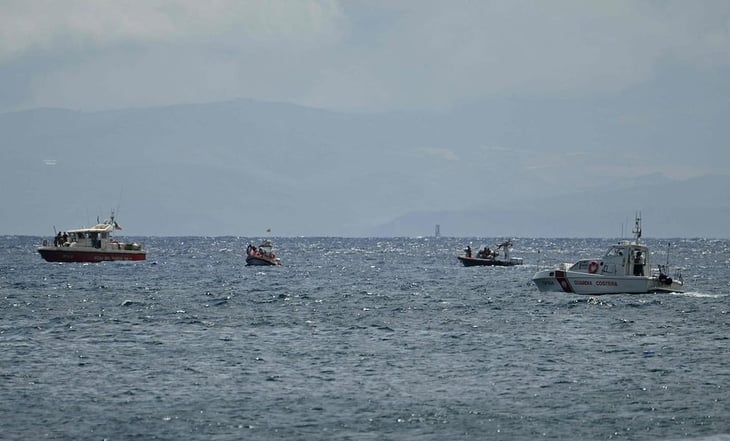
left=633, top=251, right=645, bottom=276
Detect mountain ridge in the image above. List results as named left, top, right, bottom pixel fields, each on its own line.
left=2, top=99, right=728, bottom=237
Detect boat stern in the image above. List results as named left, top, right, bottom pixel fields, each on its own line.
left=649, top=275, right=685, bottom=293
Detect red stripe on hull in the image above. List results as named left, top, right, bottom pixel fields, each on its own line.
left=554, top=270, right=574, bottom=293
left=38, top=249, right=146, bottom=263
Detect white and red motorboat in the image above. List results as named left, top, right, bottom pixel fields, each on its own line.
left=37, top=213, right=146, bottom=263
left=532, top=215, right=684, bottom=295
left=246, top=240, right=281, bottom=266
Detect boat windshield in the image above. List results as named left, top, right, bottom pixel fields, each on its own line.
left=569, top=260, right=594, bottom=271
left=604, top=247, right=624, bottom=257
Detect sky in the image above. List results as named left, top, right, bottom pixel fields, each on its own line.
left=2, top=0, right=729, bottom=114
left=2, top=1, right=730, bottom=236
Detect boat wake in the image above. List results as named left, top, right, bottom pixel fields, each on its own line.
left=670, top=291, right=725, bottom=298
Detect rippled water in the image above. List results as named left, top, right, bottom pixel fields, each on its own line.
left=1, top=236, right=729, bottom=440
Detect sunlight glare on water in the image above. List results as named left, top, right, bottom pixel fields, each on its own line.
left=1, top=236, right=728, bottom=440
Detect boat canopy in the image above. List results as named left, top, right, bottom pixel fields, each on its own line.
left=67, top=223, right=114, bottom=234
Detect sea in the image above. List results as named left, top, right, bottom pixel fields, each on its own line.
left=1, top=236, right=728, bottom=441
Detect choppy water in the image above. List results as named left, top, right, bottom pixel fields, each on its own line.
left=1, top=236, right=729, bottom=440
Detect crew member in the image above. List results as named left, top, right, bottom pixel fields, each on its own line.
left=633, top=251, right=645, bottom=276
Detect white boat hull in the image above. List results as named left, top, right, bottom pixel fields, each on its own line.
left=532, top=269, right=684, bottom=295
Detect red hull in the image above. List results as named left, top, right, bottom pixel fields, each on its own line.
left=38, top=248, right=146, bottom=263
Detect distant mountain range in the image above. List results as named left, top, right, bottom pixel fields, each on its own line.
left=369, top=173, right=730, bottom=238
left=2, top=99, right=728, bottom=237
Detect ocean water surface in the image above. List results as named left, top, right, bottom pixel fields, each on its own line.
left=1, top=236, right=729, bottom=440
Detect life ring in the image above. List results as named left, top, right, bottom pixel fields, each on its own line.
left=588, top=261, right=600, bottom=274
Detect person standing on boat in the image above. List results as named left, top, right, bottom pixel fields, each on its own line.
left=633, top=251, right=645, bottom=276
left=465, top=245, right=472, bottom=258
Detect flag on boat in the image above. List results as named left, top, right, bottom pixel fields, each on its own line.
left=266, top=228, right=271, bottom=233
left=114, top=222, right=122, bottom=230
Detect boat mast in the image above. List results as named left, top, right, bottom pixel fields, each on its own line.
left=666, top=242, right=671, bottom=265
left=632, top=212, right=642, bottom=244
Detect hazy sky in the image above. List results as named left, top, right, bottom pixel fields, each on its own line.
left=2, top=0, right=730, bottom=113
left=2, top=1, right=730, bottom=237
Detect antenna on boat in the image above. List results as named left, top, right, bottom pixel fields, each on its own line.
left=666, top=242, right=671, bottom=266
left=633, top=212, right=642, bottom=243
left=116, top=188, right=122, bottom=217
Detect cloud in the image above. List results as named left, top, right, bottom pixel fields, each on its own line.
left=1, top=0, right=346, bottom=110
left=0, top=0, right=344, bottom=60
left=354, top=1, right=730, bottom=107
left=1, top=1, right=730, bottom=111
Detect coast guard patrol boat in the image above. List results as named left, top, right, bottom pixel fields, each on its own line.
left=38, top=212, right=146, bottom=263
left=532, top=215, right=684, bottom=295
